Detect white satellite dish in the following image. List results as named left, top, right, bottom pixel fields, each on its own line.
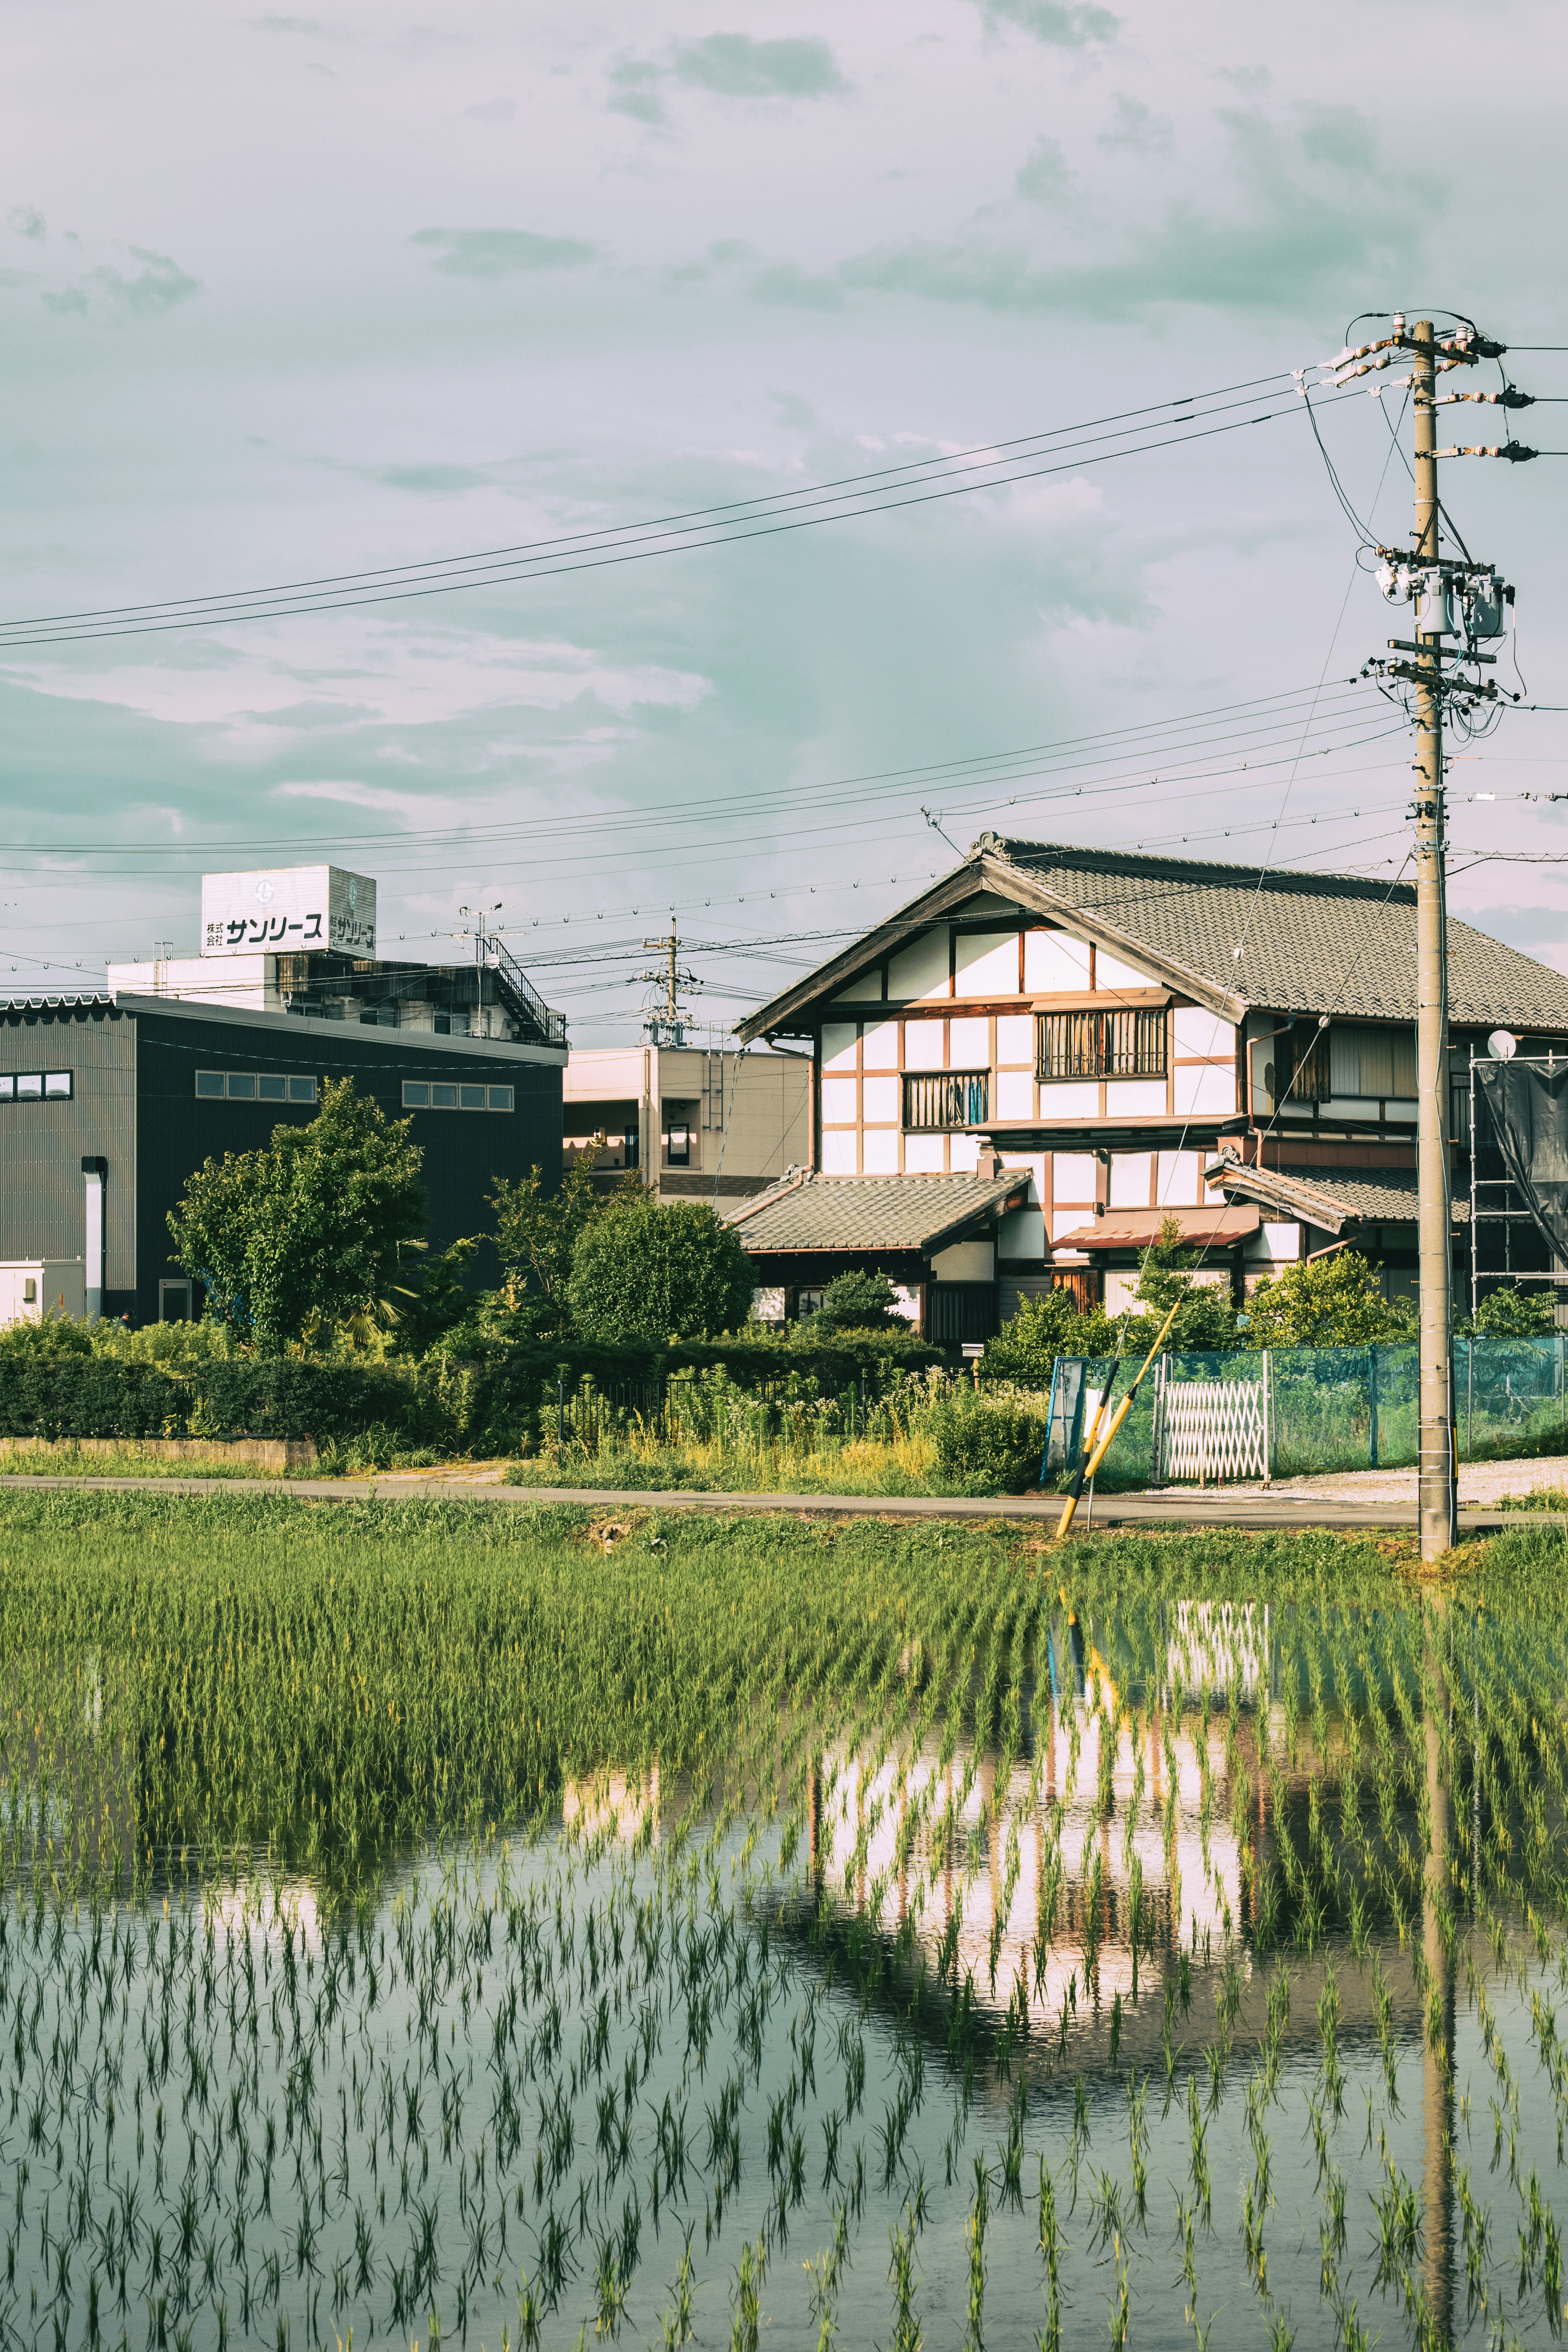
left=1488, top=1030, right=1517, bottom=1061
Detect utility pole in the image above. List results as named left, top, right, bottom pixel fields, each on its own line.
left=1411, top=319, right=1457, bottom=1561
left=1339, top=310, right=1535, bottom=1563
left=639, top=921, right=697, bottom=1048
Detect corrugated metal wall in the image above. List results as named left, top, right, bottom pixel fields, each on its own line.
left=0, top=1005, right=137, bottom=1300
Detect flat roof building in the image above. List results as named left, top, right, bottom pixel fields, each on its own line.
left=2, top=867, right=566, bottom=1324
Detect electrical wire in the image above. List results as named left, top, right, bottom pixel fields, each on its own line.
left=0, top=383, right=1366, bottom=649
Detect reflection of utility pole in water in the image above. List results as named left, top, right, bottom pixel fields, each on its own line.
left=1423, top=1593, right=1456, bottom=2340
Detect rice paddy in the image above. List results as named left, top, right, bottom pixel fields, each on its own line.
left=2, top=1492, right=1568, bottom=2347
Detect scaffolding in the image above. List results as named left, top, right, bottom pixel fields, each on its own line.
left=1467, top=1049, right=1568, bottom=1319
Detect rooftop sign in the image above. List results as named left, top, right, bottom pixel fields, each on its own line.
left=200, top=866, right=376, bottom=959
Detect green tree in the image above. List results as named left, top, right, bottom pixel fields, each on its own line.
left=488, top=1146, right=641, bottom=1339
left=815, top=1268, right=906, bottom=1332
left=166, top=1077, right=428, bottom=1346
left=1243, top=1249, right=1415, bottom=1350
left=567, top=1196, right=756, bottom=1342
left=1463, top=1282, right=1557, bottom=1337
left=1132, top=1215, right=1242, bottom=1352
left=982, top=1286, right=1119, bottom=1382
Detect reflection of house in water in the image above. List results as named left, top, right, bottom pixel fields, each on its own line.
left=796, top=1599, right=1442, bottom=2077
left=561, top=1764, right=663, bottom=1847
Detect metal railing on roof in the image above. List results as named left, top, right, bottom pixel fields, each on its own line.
left=477, top=935, right=567, bottom=1047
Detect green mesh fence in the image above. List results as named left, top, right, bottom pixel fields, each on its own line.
left=1046, top=1335, right=1568, bottom=1483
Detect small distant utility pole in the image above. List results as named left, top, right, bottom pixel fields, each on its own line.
left=1336, top=309, right=1535, bottom=1562
left=640, top=920, right=697, bottom=1048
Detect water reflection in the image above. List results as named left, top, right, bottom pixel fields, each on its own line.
left=2, top=1595, right=1562, bottom=2348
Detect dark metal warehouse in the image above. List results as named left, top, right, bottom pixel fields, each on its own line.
left=0, top=990, right=565, bottom=1324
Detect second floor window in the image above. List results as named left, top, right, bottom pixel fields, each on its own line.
left=1037, top=1008, right=1166, bottom=1082
left=904, top=1070, right=989, bottom=1130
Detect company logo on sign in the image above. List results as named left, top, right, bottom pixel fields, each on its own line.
left=200, top=866, right=377, bottom=958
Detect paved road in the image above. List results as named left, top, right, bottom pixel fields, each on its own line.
left=0, top=1471, right=1558, bottom=1533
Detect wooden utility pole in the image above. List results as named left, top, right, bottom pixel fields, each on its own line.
left=1412, top=321, right=1458, bottom=1561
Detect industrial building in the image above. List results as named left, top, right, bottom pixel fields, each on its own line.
left=0, top=865, right=566, bottom=1323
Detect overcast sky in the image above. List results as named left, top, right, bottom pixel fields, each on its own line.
left=3, top=0, right=1564, bottom=1038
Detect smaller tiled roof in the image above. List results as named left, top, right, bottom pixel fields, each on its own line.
left=724, top=1169, right=1028, bottom=1254
left=1207, top=1155, right=1465, bottom=1230
left=1053, top=1205, right=1259, bottom=1252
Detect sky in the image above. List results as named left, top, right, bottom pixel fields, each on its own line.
left=2, top=0, right=1566, bottom=1040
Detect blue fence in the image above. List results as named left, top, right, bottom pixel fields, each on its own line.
left=1044, top=1336, right=1568, bottom=1483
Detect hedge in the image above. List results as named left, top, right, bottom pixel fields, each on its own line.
left=0, top=1328, right=947, bottom=1448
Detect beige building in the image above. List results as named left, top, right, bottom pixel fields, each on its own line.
left=563, top=1043, right=809, bottom=1204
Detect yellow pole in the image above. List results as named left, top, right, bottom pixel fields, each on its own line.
left=1054, top=1290, right=1187, bottom=1541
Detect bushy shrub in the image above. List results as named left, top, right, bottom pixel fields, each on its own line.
left=1463, top=1283, right=1557, bottom=1338
left=567, top=1199, right=755, bottom=1342
left=814, top=1270, right=906, bottom=1332
left=926, top=1394, right=1048, bottom=1494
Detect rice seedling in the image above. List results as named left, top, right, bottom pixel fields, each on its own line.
left=0, top=1491, right=1566, bottom=2342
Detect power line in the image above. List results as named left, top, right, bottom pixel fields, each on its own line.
left=0, top=383, right=1366, bottom=649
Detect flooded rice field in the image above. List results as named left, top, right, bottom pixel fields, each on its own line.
left=2, top=1499, right=1567, bottom=2348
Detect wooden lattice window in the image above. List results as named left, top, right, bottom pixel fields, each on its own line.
left=1272, top=1025, right=1332, bottom=1103
left=1036, top=1007, right=1166, bottom=1082
left=902, top=1071, right=990, bottom=1131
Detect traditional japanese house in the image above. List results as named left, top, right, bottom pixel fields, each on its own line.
left=731, top=835, right=1568, bottom=1339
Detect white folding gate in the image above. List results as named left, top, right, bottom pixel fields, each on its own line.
left=1152, top=1356, right=1272, bottom=1486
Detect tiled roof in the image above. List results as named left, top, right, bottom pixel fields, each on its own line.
left=738, top=842, right=1568, bottom=1040
left=1053, top=1205, right=1259, bottom=1251
left=724, top=1169, right=1028, bottom=1254
left=993, top=841, right=1568, bottom=1029
left=1208, top=1156, right=1466, bottom=1229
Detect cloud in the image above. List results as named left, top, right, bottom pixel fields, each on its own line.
left=9, top=208, right=45, bottom=241
left=465, top=96, right=515, bottom=122
left=276, top=777, right=431, bottom=820
left=365, top=461, right=505, bottom=494
left=611, top=32, right=846, bottom=122
left=670, top=33, right=844, bottom=99
left=749, top=261, right=843, bottom=309
left=981, top=0, right=1117, bottom=47
left=838, top=107, right=1419, bottom=323
left=1016, top=137, right=1072, bottom=205
left=412, top=227, right=599, bottom=277
left=1298, top=103, right=1378, bottom=174
left=1097, top=95, right=1172, bottom=153
left=40, top=246, right=200, bottom=319
left=608, top=60, right=666, bottom=123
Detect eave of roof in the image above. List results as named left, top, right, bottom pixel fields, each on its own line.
left=1206, top=1152, right=1466, bottom=1230
left=737, top=838, right=1568, bottom=1042
left=724, top=1168, right=1029, bottom=1255
left=1053, top=1204, right=1260, bottom=1252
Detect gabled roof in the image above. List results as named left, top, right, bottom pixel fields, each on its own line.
left=1206, top=1153, right=1466, bottom=1231
left=724, top=1169, right=1028, bottom=1255
left=737, top=839, right=1568, bottom=1039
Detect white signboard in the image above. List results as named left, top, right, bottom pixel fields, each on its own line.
left=200, top=866, right=377, bottom=959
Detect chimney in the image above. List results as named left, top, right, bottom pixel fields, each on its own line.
left=976, top=1145, right=998, bottom=1181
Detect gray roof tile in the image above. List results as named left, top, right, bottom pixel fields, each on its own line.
left=996, top=841, right=1568, bottom=1029
left=1210, top=1157, right=1465, bottom=1228
left=724, top=1169, right=1027, bottom=1253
